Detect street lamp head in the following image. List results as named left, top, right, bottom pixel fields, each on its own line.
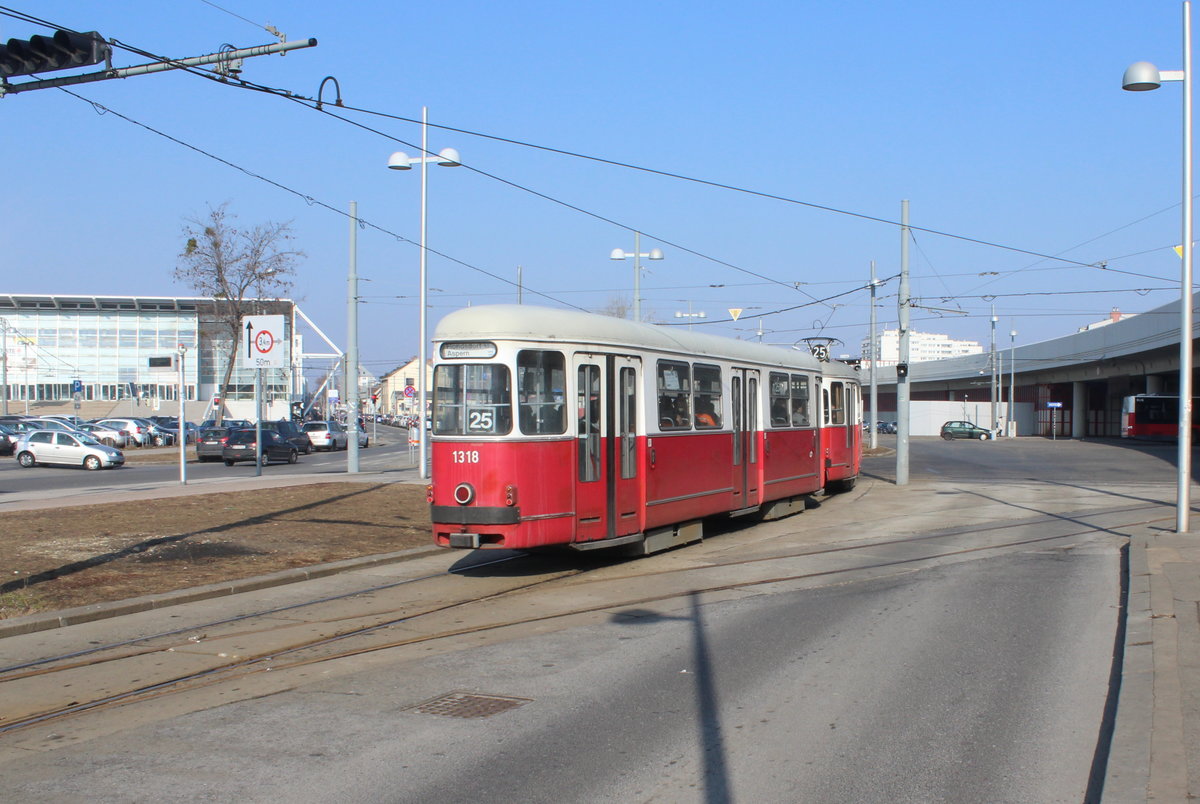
left=648, top=248, right=664, bottom=260
left=387, top=151, right=413, bottom=170
left=436, top=147, right=461, bottom=167
left=610, top=248, right=626, bottom=260
left=1123, top=61, right=1163, bottom=91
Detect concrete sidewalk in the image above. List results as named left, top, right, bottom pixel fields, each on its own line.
left=1105, top=528, right=1200, bottom=801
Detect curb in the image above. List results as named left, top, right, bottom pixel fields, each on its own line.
left=0, top=544, right=443, bottom=639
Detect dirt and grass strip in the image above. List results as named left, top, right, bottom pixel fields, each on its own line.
left=0, top=482, right=432, bottom=618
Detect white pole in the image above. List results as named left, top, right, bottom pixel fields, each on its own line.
left=1179, top=0, right=1194, bottom=533
left=419, top=107, right=430, bottom=480
left=254, top=369, right=263, bottom=478
left=869, top=261, right=878, bottom=450
left=1009, top=329, right=1017, bottom=436
left=178, top=346, right=187, bottom=485
left=896, top=200, right=911, bottom=485
left=633, top=231, right=642, bottom=322
left=347, top=200, right=360, bottom=473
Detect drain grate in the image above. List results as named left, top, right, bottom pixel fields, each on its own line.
left=408, top=691, right=531, bottom=719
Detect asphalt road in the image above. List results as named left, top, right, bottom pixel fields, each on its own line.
left=0, top=437, right=1150, bottom=801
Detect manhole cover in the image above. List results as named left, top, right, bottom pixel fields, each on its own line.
left=408, top=692, right=531, bottom=719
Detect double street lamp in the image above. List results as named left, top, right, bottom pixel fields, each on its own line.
left=610, top=232, right=663, bottom=322
left=1123, top=1, right=1194, bottom=532
left=388, top=106, right=461, bottom=480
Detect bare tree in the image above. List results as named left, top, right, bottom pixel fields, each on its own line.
left=175, top=203, right=303, bottom=424
left=596, top=295, right=633, bottom=319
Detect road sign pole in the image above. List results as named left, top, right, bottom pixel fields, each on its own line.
left=254, top=369, right=263, bottom=478
left=178, top=347, right=187, bottom=486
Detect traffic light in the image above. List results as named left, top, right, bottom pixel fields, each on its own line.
left=896, top=362, right=909, bottom=378
left=371, top=393, right=379, bottom=404
left=0, top=30, right=110, bottom=78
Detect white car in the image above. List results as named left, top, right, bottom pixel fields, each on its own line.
left=16, top=430, right=125, bottom=470
left=302, top=420, right=349, bottom=451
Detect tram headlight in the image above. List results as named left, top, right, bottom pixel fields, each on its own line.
left=453, top=482, right=475, bottom=505
left=504, top=484, right=517, bottom=507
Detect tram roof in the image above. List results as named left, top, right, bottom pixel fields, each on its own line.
left=434, top=305, right=831, bottom=372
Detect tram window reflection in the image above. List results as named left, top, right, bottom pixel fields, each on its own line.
left=517, top=350, right=566, bottom=435
left=657, top=360, right=691, bottom=430
left=432, top=364, right=513, bottom=435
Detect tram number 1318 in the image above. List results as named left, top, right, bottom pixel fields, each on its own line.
left=451, top=450, right=480, bottom=464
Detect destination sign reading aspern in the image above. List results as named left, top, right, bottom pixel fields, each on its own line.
left=440, top=341, right=497, bottom=359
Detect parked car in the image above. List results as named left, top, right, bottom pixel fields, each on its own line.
left=353, top=424, right=370, bottom=448
left=302, top=420, right=349, bottom=451
left=75, top=421, right=130, bottom=448
left=92, top=417, right=154, bottom=447
left=19, top=417, right=88, bottom=436
left=257, top=419, right=313, bottom=454
left=195, top=426, right=233, bottom=462
left=940, top=420, right=994, bottom=441
left=221, top=429, right=299, bottom=466
left=0, top=422, right=18, bottom=456
left=15, top=430, right=125, bottom=470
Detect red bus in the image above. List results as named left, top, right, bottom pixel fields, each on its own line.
left=1121, top=394, right=1200, bottom=439
left=428, top=305, right=861, bottom=556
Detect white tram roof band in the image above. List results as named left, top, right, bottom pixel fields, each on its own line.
left=435, top=305, right=857, bottom=379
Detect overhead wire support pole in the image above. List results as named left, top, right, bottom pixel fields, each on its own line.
left=0, top=38, right=317, bottom=96
left=896, top=199, right=911, bottom=486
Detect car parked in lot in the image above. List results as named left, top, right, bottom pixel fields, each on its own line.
left=75, top=421, right=130, bottom=448
left=302, top=420, right=349, bottom=451
left=0, top=422, right=18, bottom=456
left=15, top=430, right=125, bottom=470
left=221, top=429, right=299, bottom=466
left=940, top=420, right=994, bottom=440
left=92, top=417, right=155, bottom=447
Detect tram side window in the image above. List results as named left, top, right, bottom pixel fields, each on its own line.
left=432, top=364, right=513, bottom=436
left=769, top=372, right=790, bottom=427
left=657, top=360, right=692, bottom=430
left=830, top=381, right=846, bottom=425
left=790, top=374, right=811, bottom=427
left=693, top=364, right=723, bottom=429
left=517, top=350, right=566, bottom=435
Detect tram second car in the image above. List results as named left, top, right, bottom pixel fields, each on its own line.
left=428, top=305, right=861, bottom=555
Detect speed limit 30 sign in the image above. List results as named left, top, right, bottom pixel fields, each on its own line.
left=240, top=315, right=286, bottom=369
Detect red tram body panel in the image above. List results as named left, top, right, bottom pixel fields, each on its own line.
left=428, top=305, right=861, bottom=554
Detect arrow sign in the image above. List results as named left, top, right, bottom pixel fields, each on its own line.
left=239, top=315, right=285, bottom=369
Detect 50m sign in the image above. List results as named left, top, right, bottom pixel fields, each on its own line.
left=240, top=315, right=286, bottom=369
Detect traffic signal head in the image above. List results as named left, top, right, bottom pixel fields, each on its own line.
left=896, top=362, right=909, bottom=378
left=0, top=30, right=110, bottom=78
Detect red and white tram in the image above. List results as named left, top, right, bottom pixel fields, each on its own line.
left=428, top=305, right=861, bottom=555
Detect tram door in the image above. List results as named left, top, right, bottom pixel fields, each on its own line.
left=573, top=353, right=642, bottom=544
left=730, top=368, right=761, bottom=509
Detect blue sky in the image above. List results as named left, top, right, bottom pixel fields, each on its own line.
left=1, top=1, right=1193, bottom=376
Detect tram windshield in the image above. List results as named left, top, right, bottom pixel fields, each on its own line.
left=433, top=364, right=513, bottom=435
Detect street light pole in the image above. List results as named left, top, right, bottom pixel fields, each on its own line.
left=347, top=200, right=360, bottom=474
left=388, top=107, right=461, bottom=480
left=990, top=306, right=998, bottom=437
left=1124, top=2, right=1194, bottom=532
left=610, top=232, right=664, bottom=322
left=1009, top=328, right=1017, bottom=436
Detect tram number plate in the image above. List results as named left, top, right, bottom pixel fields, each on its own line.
left=468, top=410, right=495, bottom=431
left=452, top=450, right=480, bottom=464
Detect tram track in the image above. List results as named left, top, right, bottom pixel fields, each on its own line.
left=0, top=499, right=1159, bottom=738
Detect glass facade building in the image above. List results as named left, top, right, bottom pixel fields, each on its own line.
left=0, top=295, right=300, bottom=407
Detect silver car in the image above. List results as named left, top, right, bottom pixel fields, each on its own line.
left=302, top=420, right=349, bottom=451
left=16, top=430, right=125, bottom=470
left=76, top=421, right=130, bottom=448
